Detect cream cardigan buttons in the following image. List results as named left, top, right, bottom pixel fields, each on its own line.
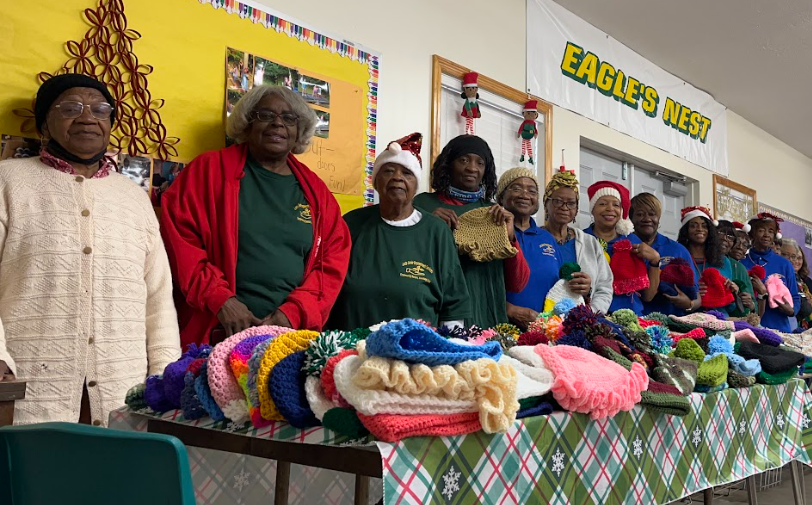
left=83, top=247, right=92, bottom=254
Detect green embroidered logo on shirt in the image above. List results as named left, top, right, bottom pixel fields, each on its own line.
left=295, top=203, right=312, bottom=224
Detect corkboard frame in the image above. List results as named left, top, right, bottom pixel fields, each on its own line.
left=712, top=174, right=758, bottom=222
left=430, top=55, right=554, bottom=184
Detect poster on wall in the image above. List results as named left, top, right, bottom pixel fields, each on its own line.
left=758, top=203, right=812, bottom=265
left=712, top=175, right=757, bottom=224
left=527, top=0, right=729, bottom=175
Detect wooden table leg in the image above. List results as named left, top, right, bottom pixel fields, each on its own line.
left=790, top=461, right=804, bottom=505
left=355, top=474, right=370, bottom=505
left=704, top=487, right=714, bottom=504
left=275, top=460, right=291, bottom=505
left=746, top=475, right=758, bottom=505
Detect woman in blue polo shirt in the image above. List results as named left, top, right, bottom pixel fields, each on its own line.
left=498, top=168, right=562, bottom=329
left=630, top=193, right=701, bottom=316
left=584, top=181, right=660, bottom=315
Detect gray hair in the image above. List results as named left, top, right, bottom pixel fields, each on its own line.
left=783, top=238, right=802, bottom=252
left=226, top=85, right=318, bottom=155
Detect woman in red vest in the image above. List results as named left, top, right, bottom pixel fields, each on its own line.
left=161, top=86, right=351, bottom=347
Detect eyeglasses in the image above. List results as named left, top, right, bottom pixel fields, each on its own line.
left=784, top=253, right=803, bottom=262
left=720, top=232, right=736, bottom=243
left=548, top=198, right=578, bottom=209
left=507, top=186, right=539, bottom=197
left=54, top=101, right=113, bottom=120
left=250, top=110, right=298, bottom=126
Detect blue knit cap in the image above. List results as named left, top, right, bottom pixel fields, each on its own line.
left=517, top=402, right=553, bottom=419
left=269, top=351, right=320, bottom=429
left=365, top=318, right=502, bottom=366
left=194, top=361, right=226, bottom=422
left=181, top=371, right=207, bottom=420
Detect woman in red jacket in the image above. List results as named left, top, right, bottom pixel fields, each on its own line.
left=161, top=85, right=351, bottom=346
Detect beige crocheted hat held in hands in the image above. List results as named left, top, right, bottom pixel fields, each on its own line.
left=454, top=207, right=518, bottom=262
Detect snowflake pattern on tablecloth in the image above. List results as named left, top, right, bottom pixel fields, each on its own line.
left=233, top=469, right=250, bottom=492
left=551, top=448, right=565, bottom=477
left=633, top=436, right=643, bottom=460
left=803, top=414, right=810, bottom=430
left=776, top=413, right=785, bottom=429
left=441, top=466, right=461, bottom=500
left=224, top=421, right=242, bottom=433
left=739, top=420, right=747, bottom=435
left=692, top=427, right=703, bottom=448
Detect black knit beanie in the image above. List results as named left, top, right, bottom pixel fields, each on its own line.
left=35, top=74, right=116, bottom=133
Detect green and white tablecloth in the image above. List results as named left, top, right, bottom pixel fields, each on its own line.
left=377, top=379, right=812, bottom=504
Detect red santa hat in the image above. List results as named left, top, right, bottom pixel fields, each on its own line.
left=523, top=100, right=538, bottom=112
left=732, top=221, right=751, bottom=233
left=680, top=206, right=718, bottom=227
left=462, top=72, right=479, bottom=88
left=747, top=212, right=784, bottom=240
left=587, top=181, right=633, bottom=236
left=372, top=132, right=423, bottom=188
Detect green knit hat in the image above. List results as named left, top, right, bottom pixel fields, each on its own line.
left=667, top=318, right=700, bottom=334
left=125, top=383, right=148, bottom=411
left=322, top=407, right=370, bottom=439
left=672, top=338, right=706, bottom=363
left=612, top=309, right=643, bottom=332
left=652, top=355, right=698, bottom=396
left=640, top=382, right=692, bottom=417
left=519, top=396, right=544, bottom=410
left=727, top=369, right=756, bottom=389
left=601, top=346, right=633, bottom=371
left=696, top=354, right=728, bottom=387
left=756, top=367, right=799, bottom=385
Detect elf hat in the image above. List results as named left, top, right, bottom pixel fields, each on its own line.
left=523, top=100, right=538, bottom=112
left=372, top=132, right=423, bottom=188
left=680, top=206, right=718, bottom=227
left=462, top=72, right=479, bottom=88
left=588, top=181, right=633, bottom=235
left=748, top=212, right=784, bottom=239
left=699, top=268, right=735, bottom=308
left=732, top=221, right=751, bottom=233
left=610, top=239, right=650, bottom=295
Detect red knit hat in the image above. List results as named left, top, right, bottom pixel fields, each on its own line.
left=660, top=257, right=695, bottom=286
left=747, top=212, right=784, bottom=240
left=700, top=268, right=734, bottom=308
left=748, top=265, right=766, bottom=281
left=611, top=239, right=650, bottom=294
left=588, top=181, right=633, bottom=235
left=680, top=206, right=718, bottom=227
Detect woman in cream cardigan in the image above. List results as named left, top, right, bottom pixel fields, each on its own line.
left=0, top=74, right=180, bottom=425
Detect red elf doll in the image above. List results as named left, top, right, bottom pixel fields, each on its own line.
left=518, top=100, right=539, bottom=164
left=461, top=72, right=481, bottom=135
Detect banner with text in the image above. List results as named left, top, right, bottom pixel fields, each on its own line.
left=527, top=0, right=728, bottom=175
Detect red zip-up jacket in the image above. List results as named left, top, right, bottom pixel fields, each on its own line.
left=160, top=143, right=351, bottom=347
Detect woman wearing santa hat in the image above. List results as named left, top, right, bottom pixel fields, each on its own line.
left=328, top=134, right=470, bottom=330
left=741, top=213, right=800, bottom=331
left=716, top=220, right=758, bottom=317
left=584, top=181, right=661, bottom=315
left=728, top=221, right=752, bottom=261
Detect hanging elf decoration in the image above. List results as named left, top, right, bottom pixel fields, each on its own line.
left=518, top=99, right=539, bottom=164
left=460, top=72, right=481, bottom=135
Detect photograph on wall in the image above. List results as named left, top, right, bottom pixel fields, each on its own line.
left=713, top=176, right=757, bottom=224
left=806, top=228, right=812, bottom=249
left=1, top=134, right=41, bottom=160
left=314, top=111, right=330, bottom=139
left=299, top=75, right=330, bottom=108
left=254, top=57, right=300, bottom=91
left=227, top=48, right=254, bottom=92
left=119, top=154, right=152, bottom=192
left=150, top=160, right=184, bottom=207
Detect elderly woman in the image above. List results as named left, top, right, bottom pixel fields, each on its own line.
left=497, top=168, right=560, bottom=329
left=161, top=85, right=350, bottom=345
left=729, top=222, right=751, bottom=261
left=584, top=181, right=660, bottom=315
left=0, top=74, right=180, bottom=425
left=740, top=213, right=799, bottom=331
left=540, top=168, right=613, bottom=313
left=630, top=193, right=700, bottom=316
left=413, top=135, right=529, bottom=328
left=716, top=220, right=757, bottom=316
left=781, top=238, right=812, bottom=330
left=328, top=134, right=470, bottom=330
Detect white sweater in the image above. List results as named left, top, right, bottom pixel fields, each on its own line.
left=0, top=157, right=180, bottom=425
left=571, top=227, right=614, bottom=314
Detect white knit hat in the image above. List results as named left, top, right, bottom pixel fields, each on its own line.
left=543, top=279, right=585, bottom=313
left=371, top=133, right=422, bottom=189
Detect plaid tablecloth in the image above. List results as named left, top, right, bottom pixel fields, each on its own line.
left=108, top=408, right=383, bottom=505
left=377, top=379, right=812, bottom=504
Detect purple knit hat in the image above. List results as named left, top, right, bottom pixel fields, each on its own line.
left=269, top=351, right=319, bottom=428
left=180, top=356, right=210, bottom=420
left=163, top=344, right=211, bottom=409
left=733, top=321, right=783, bottom=347
left=144, top=374, right=173, bottom=412
left=208, top=325, right=288, bottom=423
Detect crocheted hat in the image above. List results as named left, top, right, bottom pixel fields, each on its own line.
left=162, top=344, right=211, bottom=409
left=727, top=369, right=756, bottom=388
left=194, top=360, right=226, bottom=422
left=125, top=383, right=147, bottom=411
left=144, top=375, right=173, bottom=413
left=180, top=353, right=212, bottom=420
left=728, top=354, right=762, bottom=376
left=587, top=181, right=634, bottom=235
left=208, top=325, right=288, bottom=423
left=322, top=407, right=370, bottom=439
left=256, top=330, right=320, bottom=423
left=534, top=344, right=649, bottom=421
left=365, top=318, right=502, bottom=366
left=732, top=328, right=760, bottom=344
left=670, top=312, right=735, bottom=332
left=610, top=239, right=649, bottom=295
left=766, top=274, right=793, bottom=309
left=357, top=411, right=482, bottom=443
left=247, top=338, right=274, bottom=426
left=230, top=333, right=276, bottom=420
left=660, top=258, right=698, bottom=298
left=321, top=349, right=358, bottom=408
left=305, top=376, right=334, bottom=421
left=699, top=268, right=734, bottom=308
left=671, top=327, right=706, bottom=344
left=517, top=401, right=554, bottom=419
left=736, top=341, right=805, bottom=374
left=454, top=207, right=518, bottom=262
left=696, top=354, right=728, bottom=387
left=672, top=338, right=706, bottom=363
left=640, top=380, right=691, bottom=416
left=496, top=167, right=539, bottom=203
left=756, top=367, right=798, bottom=385
left=499, top=353, right=555, bottom=399
left=269, top=351, right=320, bottom=429
left=732, top=321, right=783, bottom=347
left=694, top=383, right=728, bottom=394
left=748, top=265, right=767, bottom=281
left=304, top=328, right=369, bottom=377
left=372, top=132, right=423, bottom=188
left=543, top=263, right=585, bottom=313
left=652, top=355, right=697, bottom=396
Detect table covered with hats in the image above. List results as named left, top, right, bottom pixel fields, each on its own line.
left=114, top=307, right=812, bottom=504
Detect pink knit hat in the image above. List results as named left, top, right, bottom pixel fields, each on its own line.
left=534, top=344, right=648, bottom=420
left=357, top=411, right=481, bottom=442
left=669, top=313, right=735, bottom=332
left=208, top=325, right=288, bottom=423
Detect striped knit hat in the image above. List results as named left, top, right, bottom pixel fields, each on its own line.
left=229, top=332, right=282, bottom=420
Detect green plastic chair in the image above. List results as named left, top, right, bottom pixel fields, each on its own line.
left=0, top=422, right=196, bottom=505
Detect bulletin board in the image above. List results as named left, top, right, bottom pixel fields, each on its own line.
left=0, top=0, right=379, bottom=213
left=758, top=203, right=812, bottom=267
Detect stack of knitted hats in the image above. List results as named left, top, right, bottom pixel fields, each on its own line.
left=736, top=341, right=805, bottom=385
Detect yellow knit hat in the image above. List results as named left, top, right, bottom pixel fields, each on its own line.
left=496, top=167, right=539, bottom=204
left=257, top=330, right=319, bottom=421
left=454, top=207, right=518, bottom=262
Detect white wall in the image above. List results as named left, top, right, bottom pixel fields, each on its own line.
left=255, top=0, right=812, bottom=220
